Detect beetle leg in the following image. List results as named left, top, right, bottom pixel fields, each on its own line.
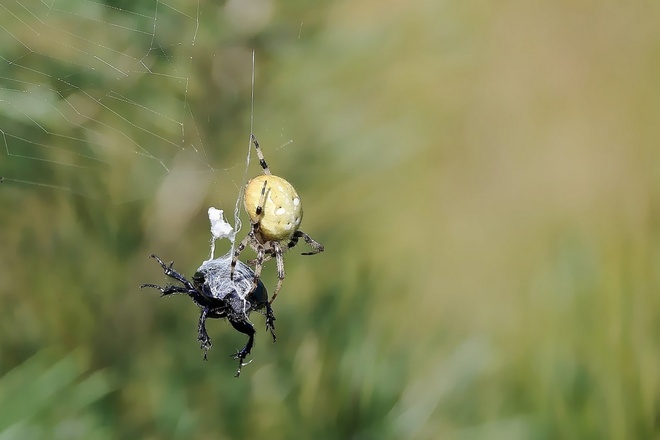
left=229, top=318, right=256, bottom=377
left=148, top=254, right=197, bottom=290
left=197, top=307, right=212, bottom=360
left=142, top=254, right=207, bottom=305
left=265, top=303, right=277, bottom=342
left=140, top=283, right=191, bottom=297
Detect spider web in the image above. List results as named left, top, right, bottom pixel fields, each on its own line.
left=0, top=0, right=255, bottom=204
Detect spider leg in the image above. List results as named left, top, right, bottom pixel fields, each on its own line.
left=251, top=134, right=272, bottom=176
left=287, top=230, right=325, bottom=255
left=198, top=307, right=213, bottom=360
left=230, top=234, right=251, bottom=281
left=251, top=241, right=278, bottom=263
left=249, top=244, right=275, bottom=266
left=232, top=181, right=267, bottom=280
left=248, top=243, right=266, bottom=297
left=255, top=179, right=268, bottom=217
left=229, top=317, right=256, bottom=377
left=268, top=242, right=286, bottom=305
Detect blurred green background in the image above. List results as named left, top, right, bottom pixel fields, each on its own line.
left=2, top=0, right=660, bottom=438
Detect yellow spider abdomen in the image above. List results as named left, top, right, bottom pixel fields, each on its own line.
left=244, top=174, right=303, bottom=241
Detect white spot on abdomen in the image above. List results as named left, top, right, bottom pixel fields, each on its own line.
left=293, top=197, right=300, bottom=206
left=275, top=207, right=286, bottom=215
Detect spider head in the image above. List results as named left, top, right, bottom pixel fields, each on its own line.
left=244, top=174, right=303, bottom=242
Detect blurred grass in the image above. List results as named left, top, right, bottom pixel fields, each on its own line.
left=2, top=0, right=660, bottom=439
left=0, top=350, right=115, bottom=440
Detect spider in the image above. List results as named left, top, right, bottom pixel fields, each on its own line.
left=231, top=134, right=324, bottom=304
left=141, top=253, right=276, bottom=377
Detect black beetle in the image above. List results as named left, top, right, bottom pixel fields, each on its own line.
left=140, top=253, right=276, bottom=376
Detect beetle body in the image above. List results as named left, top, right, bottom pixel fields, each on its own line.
left=192, top=254, right=270, bottom=316
left=140, top=253, right=276, bottom=377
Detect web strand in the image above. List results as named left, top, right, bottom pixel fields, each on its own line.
left=230, top=49, right=256, bottom=255
left=0, top=0, right=225, bottom=200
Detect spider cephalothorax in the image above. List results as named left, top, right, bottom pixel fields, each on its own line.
left=141, top=253, right=276, bottom=377
left=230, top=134, right=324, bottom=304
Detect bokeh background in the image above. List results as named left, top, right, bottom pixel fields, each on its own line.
left=2, top=0, right=660, bottom=438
